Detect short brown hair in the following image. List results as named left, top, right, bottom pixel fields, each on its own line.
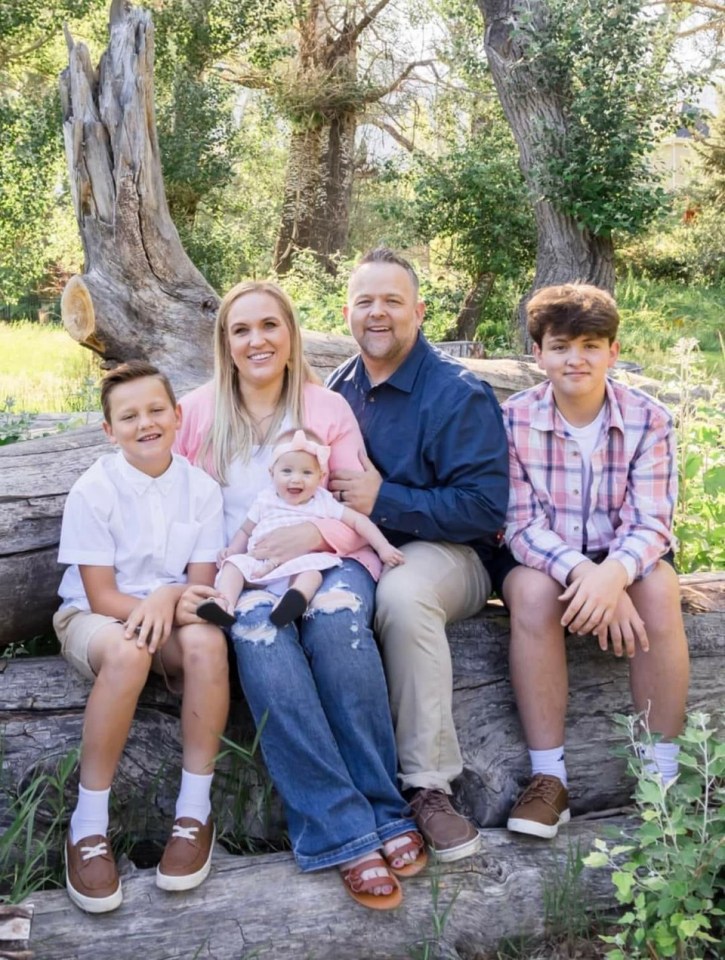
left=100, top=360, right=177, bottom=423
left=349, top=247, right=420, bottom=296
left=526, top=283, right=620, bottom=346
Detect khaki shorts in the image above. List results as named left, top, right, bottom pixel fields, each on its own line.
left=53, top=606, right=183, bottom=693
left=53, top=606, right=123, bottom=681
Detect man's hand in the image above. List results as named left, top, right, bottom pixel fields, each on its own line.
left=124, top=585, right=178, bottom=654
left=175, top=583, right=224, bottom=627
left=329, top=452, right=382, bottom=516
left=250, top=522, right=325, bottom=566
left=559, top=558, right=628, bottom=636
left=595, top=590, right=649, bottom=658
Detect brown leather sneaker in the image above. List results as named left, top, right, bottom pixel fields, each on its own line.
left=156, top=817, right=215, bottom=891
left=507, top=774, right=571, bottom=839
left=65, top=832, right=122, bottom=913
left=408, top=789, right=480, bottom=862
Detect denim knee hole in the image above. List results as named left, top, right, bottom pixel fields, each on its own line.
left=306, top=583, right=364, bottom=646
left=232, top=592, right=278, bottom=646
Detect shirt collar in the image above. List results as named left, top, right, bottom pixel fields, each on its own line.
left=347, top=331, right=429, bottom=394
left=115, top=450, right=180, bottom=495
left=530, top=377, right=624, bottom=435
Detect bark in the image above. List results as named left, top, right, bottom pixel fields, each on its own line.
left=452, top=273, right=496, bottom=342
left=14, top=818, right=629, bottom=960
left=476, top=0, right=615, bottom=347
left=58, top=1, right=219, bottom=390
left=273, top=112, right=357, bottom=274
left=1, top=575, right=722, bottom=846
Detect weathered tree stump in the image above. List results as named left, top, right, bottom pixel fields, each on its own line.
left=59, top=0, right=218, bottom=389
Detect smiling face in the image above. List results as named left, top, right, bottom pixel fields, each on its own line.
left=102, top=376, right=180, bottom=476
left=270, top=449, right=323, bottom=505
left=534, top=331, right=620, bottom=424
left=226, top=291, right=292, bottom=392
left=344, top=262, right=425, bottom=382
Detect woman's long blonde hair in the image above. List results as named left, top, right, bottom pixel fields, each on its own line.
left=202, top=281, right=315, bottom=483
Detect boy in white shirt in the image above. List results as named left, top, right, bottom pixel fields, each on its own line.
left=53, top=361, right=229, bottom=913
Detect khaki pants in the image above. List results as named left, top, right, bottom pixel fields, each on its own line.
left=375, top=541, right=491, bottom=792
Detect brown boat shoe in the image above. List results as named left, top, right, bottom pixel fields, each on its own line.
left=507, top=774, right=571, bottom=839
left=156, top=816, right=215, bottom=891
left=65, top=832, right=123, bottom=914
left=408, top=788, right=481, bottom=862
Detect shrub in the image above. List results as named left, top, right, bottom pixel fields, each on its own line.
left=584, top=712, right=725, bottom=959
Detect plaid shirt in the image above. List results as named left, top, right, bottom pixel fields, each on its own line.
left=502, top=377, right=677, bottom=586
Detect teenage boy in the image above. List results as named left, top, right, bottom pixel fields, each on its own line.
left=53, top=361, right=229, bottom=912
left=497, top=283, right=689, bottom=838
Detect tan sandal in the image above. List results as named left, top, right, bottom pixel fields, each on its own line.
left=340, top=854, right=403, bottom=911
left=383, top=831, right=428, bottom=878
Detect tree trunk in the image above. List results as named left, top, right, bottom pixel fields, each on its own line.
left=272, top=111, right=356, bottom=275
left=59, top=0, right=219, bottom=390
left=477, top=0, right=615, bottom=347
left=11, top=818, right=629, bottom=959
left=452, top=272, right=496, bottom=342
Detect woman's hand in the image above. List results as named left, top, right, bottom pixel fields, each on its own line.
left=175, top=583, right=225, bottom=626
left=250, top=522, right=325, bottom=566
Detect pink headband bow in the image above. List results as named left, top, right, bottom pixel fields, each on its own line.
left=271, top=429, right=331, bottom=474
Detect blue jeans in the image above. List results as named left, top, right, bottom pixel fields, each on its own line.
left=230, top=559, right=415, bottom=871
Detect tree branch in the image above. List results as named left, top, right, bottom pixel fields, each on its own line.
left=368, top=117, right=416, bottom=152
left=359, top=59, right=435, bottom=104
left=347, top=0, right=396, bottom=48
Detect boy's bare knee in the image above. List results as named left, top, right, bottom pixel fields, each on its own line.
left=505, top=567, right=561, bottom=627
left=99, top=636, right=152, bottom=682
left=178, top=623, right=228, bottom=669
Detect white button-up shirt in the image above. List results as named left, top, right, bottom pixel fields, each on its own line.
left=58, top=451, right=224, bottom=611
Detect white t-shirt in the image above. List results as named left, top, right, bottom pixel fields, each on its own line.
left=58, top=451, right=224, bottom=611
left=559, top=406, right=607, bottom=527
left=220, top=415, right=294, bottom=542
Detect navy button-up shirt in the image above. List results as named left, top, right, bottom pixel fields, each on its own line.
left=326, top=333, right=509, bottom=554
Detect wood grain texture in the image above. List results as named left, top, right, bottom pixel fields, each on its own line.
left=2, top=578, right=721, bottom=844
left=23, top=819, right=628, bottom=960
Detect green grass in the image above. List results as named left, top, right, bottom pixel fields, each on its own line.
left=0, top=320, right=101, bottom=413
left=616, top=274, right=725, bottom=378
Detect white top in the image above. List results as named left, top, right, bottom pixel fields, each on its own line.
left=246, top=487, right=345, bottom=547
left=560, top=406, right=607, bottom=531
left=58, top=451, right=225, bottom=611
left=221, top=415, right=294, bottom=541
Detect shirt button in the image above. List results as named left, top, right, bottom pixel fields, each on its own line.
left=573, top=489, right=580, bottom=496
left=572, top=451, right=580, bottom=457
left=573, top=525, right=580, bottom=532
left=370, top=396, right=375, bottom=403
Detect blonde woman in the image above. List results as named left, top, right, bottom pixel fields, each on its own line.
left=174, top=282, right=425, bottom=909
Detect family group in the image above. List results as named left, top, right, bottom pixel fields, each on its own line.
left=54, top=248, right=689, bottom=914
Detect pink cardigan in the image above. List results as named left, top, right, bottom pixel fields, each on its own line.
left=175, top=381, right=382, bottom=580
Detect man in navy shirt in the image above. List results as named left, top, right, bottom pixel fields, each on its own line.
left=327, top=248, right=509, bottom=861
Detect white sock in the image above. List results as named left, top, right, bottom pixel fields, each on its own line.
left=175, top=769, right=213, bottom=823
left=529, top=746, right=567, bottom=787
left=70, top=785, right=111, bottom=844
left=640, top=741, right=680, bottom=784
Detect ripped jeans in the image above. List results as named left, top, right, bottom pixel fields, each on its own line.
left=230, top=558, right=415, bottom=871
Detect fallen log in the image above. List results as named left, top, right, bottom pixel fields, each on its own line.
left=18, top=818, right=627, bottom=960
left=0, top=332, right=548, bottom=650
left=2, top=575, right=722, bottom=845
